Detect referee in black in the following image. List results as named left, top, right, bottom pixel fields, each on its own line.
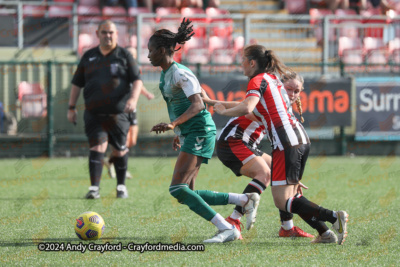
left=67, top=20, right=143, bottom=199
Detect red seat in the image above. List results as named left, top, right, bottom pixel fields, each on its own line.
left=205, top=8, right=233, bottom=37
left=309, top=8, right=333, bottom=25
left=389, top=38, right=400, bottom=54
left=211, top=49, right=236, bottom=64
left=185, top=48, right=210, bottom=64
left=364, top=37, right=385, bottom=52
left=102, top=6, right=127, bottom=22
left=78, top=33, right=96, bottom=56
left=181, top=7, right=206, bottom=37
left=18, top=82, right=47, bottom=118
left=78, top=5, right=101, bottom=16
left=48, top=6, right=73, bottom=18
left=338, top=36, right=362, bottom=56
left=156, top=7, right=180, bottom=22
left=128, top=7, right=153, bottom=23
left=360, top=9, right=384, bottom=38
left=52, top=0, right=75, bottom=2
left=208, top=36, right=234, bottom=64
left=285, top=0, right=307, bottom=14
left=309, top=8, right=335, bottom=43
left=128, top=7, right=151, bottom=16
left=79, top=0, right=100, bottom=5
left=209, top=36, right=232, bottom=52
left=338, top=37, right=363, bottom=66
left=23, top=5, right=47, bottom=18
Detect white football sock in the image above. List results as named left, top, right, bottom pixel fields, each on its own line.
left=228, top=193, right=248, bottom=206
left=281, top=220, right=294, bottom=230
left=89, top=186, right=99, bottom=191
left=230, top=210, right=243, bottom=220
left=332, top=211, right=337, bottom=218
left=211, top=213, right=234, bottom=231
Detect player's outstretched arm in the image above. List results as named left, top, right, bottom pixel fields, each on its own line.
left=201, top=88, right=240, bottom=108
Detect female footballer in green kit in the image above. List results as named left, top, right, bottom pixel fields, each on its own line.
left=148, top=18, right=259, bottom=243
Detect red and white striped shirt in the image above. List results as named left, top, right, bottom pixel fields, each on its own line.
left=246, top=73, right=310, bottom=151
left=218, top=116, right=265, bottom=149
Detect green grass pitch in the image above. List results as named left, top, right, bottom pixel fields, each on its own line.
left=0, top=156, right=399, bottom=266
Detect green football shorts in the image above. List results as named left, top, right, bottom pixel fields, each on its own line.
left=180, top=130, right=216, bottom=164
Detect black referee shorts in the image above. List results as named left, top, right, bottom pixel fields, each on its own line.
left=128, top=110, right=137, bottom=126
left=84, top=110, right=130, bottom=151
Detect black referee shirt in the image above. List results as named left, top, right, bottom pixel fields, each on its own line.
left=71, top=45, right=141, bottom=114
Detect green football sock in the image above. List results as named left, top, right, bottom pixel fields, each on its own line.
left=194, top=190, right=229, bottom=205
left=169, top=184, right=217, bottom=221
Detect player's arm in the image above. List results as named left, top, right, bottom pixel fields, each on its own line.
left=151, top=94, right=204, bottom=134
left=214, top=96, right=259, bottom=117
left=201, top=88, right=240, bottom=108
left=125, top=52, right=144, bottom=112
left=67, top=84, right=82, bottom=124
left=140, top=84, right=154, bottom=100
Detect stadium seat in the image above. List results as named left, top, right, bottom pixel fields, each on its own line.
left=338, top=36, right=362, bottom=56
left=389, top=38, right=400, bottom=54
left=18, top=82, right=47, bottom=118
left=364, top=37, right=388, bottom=70
left=309, top=8, right=333, bottom=25
left=23, top=5, right=47, bottom=18
left=309, top=8, right=335, bottom=43
left=183, top=36, right=207, bottom=62
left=77, top=5, right=101, bottom=17
left=205, top=8, right=233, bottom=37
left=334, top=9, right=361, bottom=38
left=155, top=7, right=180, bottom=22
left=211, top=49, right=236, bottom=64
left=185, top=48, right=210, bottom=64
left=285, top=0, right=307, bottom=14
left=102, top=6, right=127, bottom=23
left=48, top=6, right=73, bottom=18
left=180, top=7, right=206, bottom=37
left=360, top=9, right=384, bottom=38
left=209, top=36, right=232, bottom=52
left=234, top=36, right=244, bottom=63
left=364, top=37, right=385, bottom=52
left=338, top=37, right=363, bottom=67
left=78, top=33, right=95, bottom=56
left=114, top=23, right=129, bottom=47
left=52, top=0, right=75, bottom=2
left=208, top=36, right=235, bottom=64
left=130, top=35, right=137, bottom=48
left=365, top=49, right=388, bottom=65
left=139, top=50, right=150, bottom=64
left=79, top=0, right=100, bottom=5
left=128, top=7, right=153, bottom=23
left=391, top=49, right=400, bottom=71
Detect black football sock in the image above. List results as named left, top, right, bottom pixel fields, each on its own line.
left=114, top=153, right=128, bottom=186
left=292, top=195, right=329, bottom=235
left=286, top=194, right=337, bottom=225
left=234, top=179, right=266, bottom=215
left=89, top=150, right=104, bottom=187
left=279, top=209, right=294, bottom=223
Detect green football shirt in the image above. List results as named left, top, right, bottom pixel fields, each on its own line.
left=159, top=62, right=216, bottom=136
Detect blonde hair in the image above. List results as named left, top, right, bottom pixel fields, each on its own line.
left=281, top=72, right=305, bottom=123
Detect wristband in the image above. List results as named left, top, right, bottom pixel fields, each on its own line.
left=68, top=105, right=76, bottom=110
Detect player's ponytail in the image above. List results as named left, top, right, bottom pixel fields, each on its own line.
left=149, top=18, right=194, bottom=55
left=244, top=45, right=292, bottom=78
left=295, top=98, right=305, bottom=123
